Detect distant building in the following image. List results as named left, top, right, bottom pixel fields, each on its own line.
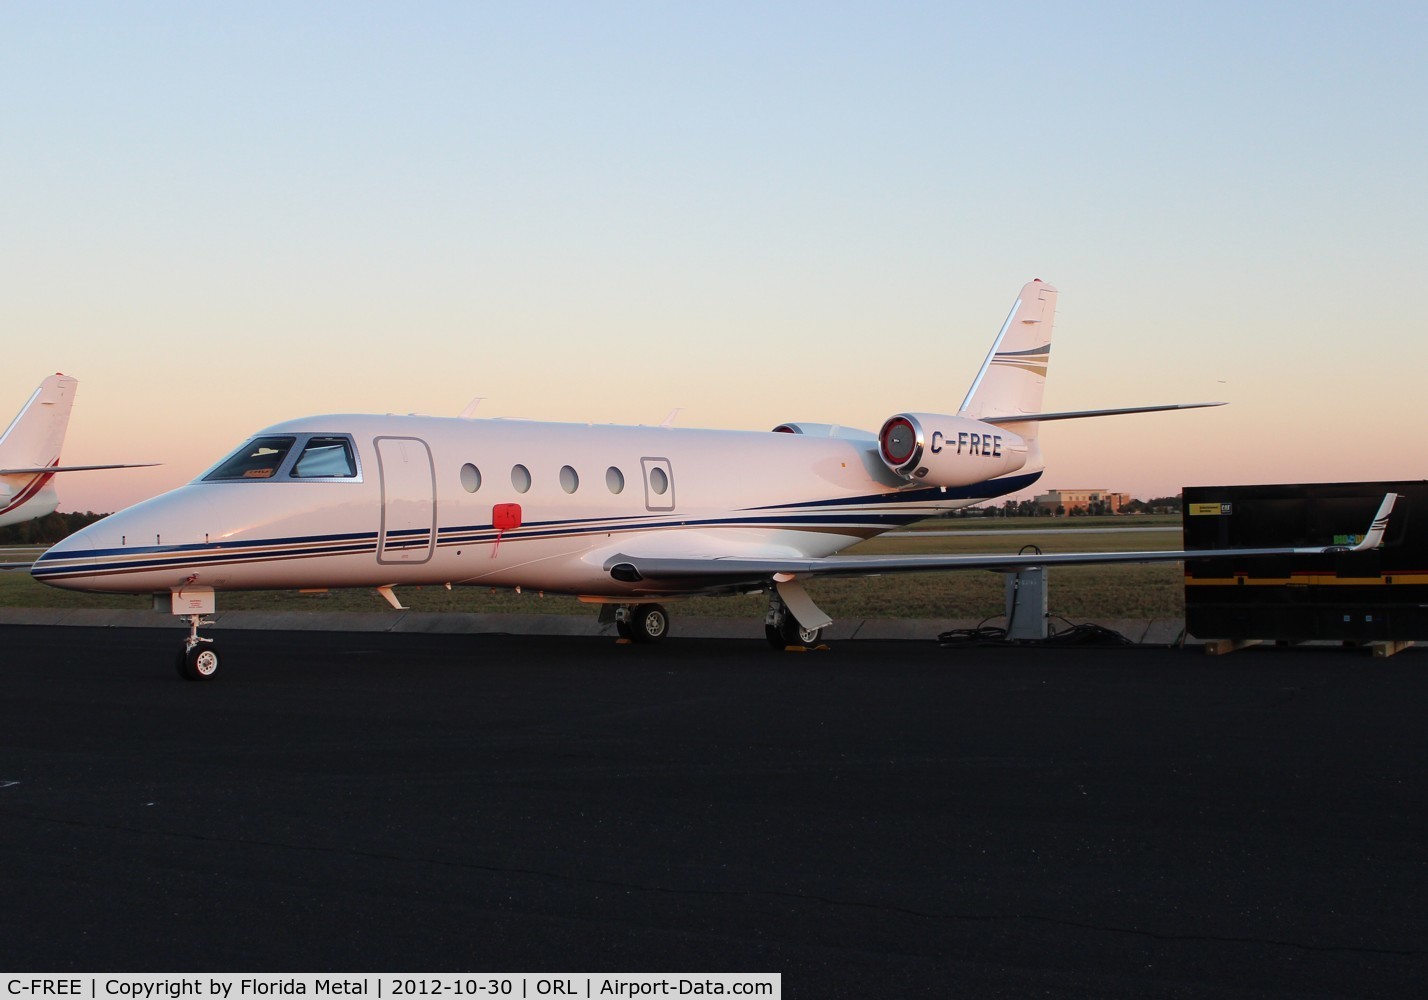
left=1034, top=489, right=1130, bottom=515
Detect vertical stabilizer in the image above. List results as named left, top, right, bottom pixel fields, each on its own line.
left=958, top=280, right=1057, bottom=440
left=0, top=375, right=76, bottom=527
left=0, top=375, right=77, bottom=470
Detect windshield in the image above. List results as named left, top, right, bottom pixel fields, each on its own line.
left=204, top=436, right=297, bottom=481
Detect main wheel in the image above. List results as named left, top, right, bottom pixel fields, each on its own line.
left=768, top=614, right=823, bottom=648
left=630, top=603, right=669, bottom=643
left=179, top=643, right=220, bottom=682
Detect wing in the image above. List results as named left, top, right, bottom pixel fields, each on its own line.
left=606, top=493, right=1399, bottom=586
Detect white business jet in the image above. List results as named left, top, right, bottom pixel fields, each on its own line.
left=32, top=281, right=1396, bottom=680
left=1, top=374, right=157, bottom=529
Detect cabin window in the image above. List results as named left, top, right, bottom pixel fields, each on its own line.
left=511, top=464, right=532, bottom=493
left=290, top=437, right=358, bottom=479
left=460, top=463, right=482, bottom=493
left=559, top=465, right=579, bottom=494
left=649, top=466, right=669, bottom=495
left=606, top=467, right=625, bottom=494
left=204, top=436, right=297, bottom=481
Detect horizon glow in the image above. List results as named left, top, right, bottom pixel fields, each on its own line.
left=2, top=2, right=1423, bottom=515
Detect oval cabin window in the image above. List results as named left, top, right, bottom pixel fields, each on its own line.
left=511, top=464, right=532, bottom=494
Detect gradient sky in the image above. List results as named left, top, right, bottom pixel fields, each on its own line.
left=3, top=1, right=1424, bottom=513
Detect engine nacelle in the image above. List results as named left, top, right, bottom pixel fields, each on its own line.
left=771, top=422, right=877, bottom=442
left=878, top=412, right=1028, bottom=485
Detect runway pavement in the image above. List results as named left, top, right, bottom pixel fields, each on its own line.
left=1, top=624, right=1424, bottom=997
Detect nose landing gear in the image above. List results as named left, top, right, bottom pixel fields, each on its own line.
left=168, top=584, right=220, bottom=681
left=176, top=613, right=220, bottom=681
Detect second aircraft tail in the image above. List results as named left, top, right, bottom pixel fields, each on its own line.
left=0, top=374, right=77, bottom=473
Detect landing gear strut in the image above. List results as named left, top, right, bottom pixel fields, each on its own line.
left=175, top=612, right=220, bottom=681
left=615, top=603, right=670, bottom=643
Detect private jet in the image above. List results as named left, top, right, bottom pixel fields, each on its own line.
left=32, top=281, right=1395, bottom=679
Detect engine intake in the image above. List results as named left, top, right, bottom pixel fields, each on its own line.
left=878, top=412, right=1028, bottom=486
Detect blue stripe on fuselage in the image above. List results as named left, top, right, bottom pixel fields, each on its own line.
left=33, top=475, right=1041, bottom=580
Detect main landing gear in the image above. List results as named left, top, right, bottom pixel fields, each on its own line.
left=613, top=603, right=670, bottom=643
left=175, top=613, right=220, bottom=681
left=764, top=591, right=826, bottom=649
left=601, top=587, right=829, bottom=650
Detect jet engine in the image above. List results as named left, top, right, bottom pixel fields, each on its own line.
left=771, top=422, right=877, bottom=442
left=878, top=412, right=1028, bottom=486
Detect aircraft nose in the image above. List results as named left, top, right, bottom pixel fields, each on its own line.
left=44, top=529, right=92, bottom=557
left=32, top=529, right=94, bottom=588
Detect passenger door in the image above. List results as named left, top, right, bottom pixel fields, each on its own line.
left=375, top=436, right=436, bottom=564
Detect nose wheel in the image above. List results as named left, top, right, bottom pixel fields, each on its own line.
left=175, top=613, right=220, bottom=681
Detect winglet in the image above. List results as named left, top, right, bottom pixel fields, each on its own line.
left=1343, top=493, right=1398, bottom=553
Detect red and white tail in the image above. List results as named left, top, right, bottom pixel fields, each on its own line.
left=0, top=374, right=76, bottom=474
left=0, top=375, right=76, bottom=526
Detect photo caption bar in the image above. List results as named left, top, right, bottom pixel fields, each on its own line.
left=2, top=976, right=780, bottom=1000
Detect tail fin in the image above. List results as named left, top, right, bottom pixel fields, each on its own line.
left=958, top=280, right=1057, bottom=440
left=0, top=375, right=75, bottom=527
left=0, top=374, right=76, bottom=471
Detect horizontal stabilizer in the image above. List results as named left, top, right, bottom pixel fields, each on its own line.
left=987, top=402, right=1225, bottom=425
left=0, top=463, right=159, bottom=475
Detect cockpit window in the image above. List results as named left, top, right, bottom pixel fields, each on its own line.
left=204, top=436, right=297, bottom=481
left=290, top=436, right=358, bottom=479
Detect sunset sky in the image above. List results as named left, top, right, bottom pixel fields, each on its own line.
left=3, top=2, right=1424, bottom=514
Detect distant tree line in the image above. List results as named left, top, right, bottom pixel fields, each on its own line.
left=951, top=495, right=1185, bottom=518
left=1126, top=497, right=1184, bottom=514
left=0, top=511, right=109, bottom=545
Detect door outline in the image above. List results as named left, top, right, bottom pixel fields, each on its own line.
left=375, top=436, right=436, bottom=565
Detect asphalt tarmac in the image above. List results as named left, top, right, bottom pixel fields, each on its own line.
left=1, top=624, right=1424, bottom=998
